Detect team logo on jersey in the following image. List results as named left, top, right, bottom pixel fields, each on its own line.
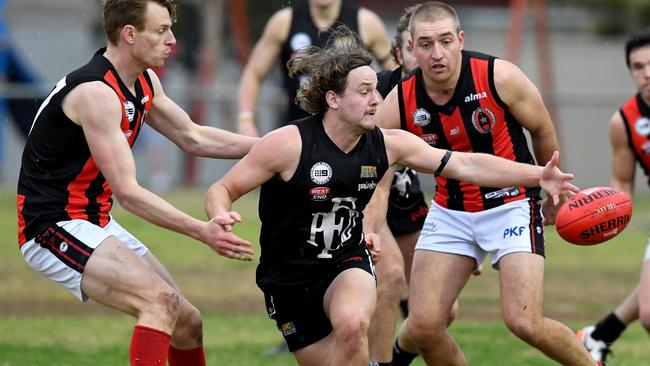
left=635, top=117, right=650, bottom=136
left=413, top=108, right=431, bottom=126
left=464, top=91, right=487, bottom=103
left=310, top=187, right=330, bottom=201
left=290, top=32, right=312, bottom=52
left=360, top=166, right=377, bottom=178
left=310, top=162, right=332, bottom=184
left=421, top=134, right=438, bottom=146
left=471, top=106, right=496, bottom=134
left=124, top=101, right=136, bottom=123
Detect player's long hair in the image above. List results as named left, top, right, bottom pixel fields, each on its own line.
left=287, top=26, right=373, bottom=114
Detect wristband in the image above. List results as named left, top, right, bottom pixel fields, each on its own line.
left=434, top=151, right=452, bottom=176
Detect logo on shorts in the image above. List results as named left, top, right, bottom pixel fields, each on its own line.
left=59, top=242, right=68, bottom=252
left=635, top=116, right=650, bottom=136
left=280, top=321, right=297, bottom=336
left=310, top=162, right=332, bottom=184
left=413, top=108, right=431, bottom=126
left=503, top=226, right=526, bottom=238
left=471, top=106, right=496, bottom=134
left=124, top=101, right=136, bottom=123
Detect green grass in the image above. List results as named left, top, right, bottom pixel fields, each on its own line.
left=1, top=187, right=649, bottom=365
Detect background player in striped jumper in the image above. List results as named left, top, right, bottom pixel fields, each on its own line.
left=577, top=29, right=650, bottom=364
left=236, top=0, right=396, bottom=137
left=374, top=2, right=602, bottom=365
left=16, top=1, right=257, bottom=364
left=205, top=26, right=578, bottom=366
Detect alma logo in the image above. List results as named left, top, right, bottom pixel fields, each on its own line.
left=464, top=91, right=487, bottom=103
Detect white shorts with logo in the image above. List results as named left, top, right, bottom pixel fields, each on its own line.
left=416, top=198, right=544, bottom=269
left=20, top=218, right=149, bottom=302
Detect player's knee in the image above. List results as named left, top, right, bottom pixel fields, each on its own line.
left=406, top=316, right=443, bottom=346
left=177, top=304, right=204, bottom=343
left=333, top=316, right=369, bottom=355
left=146, top=287, right=182, bottom=324
left=503, top=314, right=539, bottom=343
left=376, top=263, right=407, bottom=299
left=447, top=300, right=459, bottom=326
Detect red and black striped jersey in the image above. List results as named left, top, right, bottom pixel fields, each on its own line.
left=17, top=48, right=154, bottom=246
left=619, top=93, right=650, bottom=184
left=397, top=50, right=540, bottom=212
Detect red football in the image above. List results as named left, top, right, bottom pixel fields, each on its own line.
left=555, top=187, right=632, bottom=245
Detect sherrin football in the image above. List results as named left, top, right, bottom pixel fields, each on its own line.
left=555, top=187, right=632, bottom=245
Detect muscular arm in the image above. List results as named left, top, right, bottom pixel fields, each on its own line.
left=383, top=128, right=577, bottom=201
left=205, top=126, right=301, bottom=217
left=609, top=111, right=636, bottom=197
left=146, top=69, right=258, bottom=158
left=358, top=8, right=397, bottom=70
left=62, top=82, right=220, bottom=246
left=493, top=59, right=559, bottom=166
left=237, top=9, right=292, bottom=136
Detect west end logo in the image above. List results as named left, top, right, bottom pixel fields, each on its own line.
left=471, top=106, right=496, bottom=134
left=464, top=91, right=487, bottom=103
left=360, top=165, right=377, bottom=178
left=413, top=108, right=431, bottom=126
left=310, top=162, right=332, bottom=184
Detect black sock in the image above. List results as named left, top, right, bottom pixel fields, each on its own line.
left=591, top=312, right=627, bottom=344
left=392, top=338, right=418, bottom=366
left=399, top=299, right=409, bottom=318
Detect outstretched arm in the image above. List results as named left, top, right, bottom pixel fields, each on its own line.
left=62, top=81, right=253, bottom=259
left=609, top=111, right=636, bottom=197
left=205, top=126, right=302, bottom=259
left=145, top=69, right=259, bottom=158
left=383, top=129, right=579, bottom=203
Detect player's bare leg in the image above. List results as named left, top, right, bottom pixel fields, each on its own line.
left=499, top=252, right=597, bottom=365
left=407, top=251, right=474, bottom=366
left=368, top=223, right=407, bottom=363
left=293, top=269, right=376, bottom=366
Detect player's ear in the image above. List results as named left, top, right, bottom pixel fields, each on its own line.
left=325, top=90, right=339, bottom=110
left=121, top=25, right=137, bottom=45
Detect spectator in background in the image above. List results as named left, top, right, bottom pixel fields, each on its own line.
left=576, top=29, right=650, bottom=364
left=0, top=0, right=45, bottom=181
left=236, top=0, right=396, bottom=137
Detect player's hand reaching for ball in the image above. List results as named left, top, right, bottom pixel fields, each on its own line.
left=539, top=151, right=580, bottom=207
left=204, top=212, right=255, bottom=261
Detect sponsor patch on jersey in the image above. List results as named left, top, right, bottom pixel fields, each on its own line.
left=449, top=127, right=459, bottom=136
left=124, top=130, right=133, bottom=140
left=358, top=182, right=377, bottom=191
left=360, top=165, right=377, bottom=178
left=464, top=91, right=487, bottom=103
left=140, top=95, right=150, bottom=105
left=310, top=162, right=332, bottom=184
left=124, top=101, right=136, bottom=123
left=471, top=106, right=496, bottom=134
left=310, top=187, right=330, bottom=201
left=413, top=108, right=431, bottom=126
left=290, top=32, right=312, bottom=52
left=484, top=187, right=520, bottom=199
left=635, top=116, right=650, bottom=136
left=421, top=133, right=438, bottom=146
left=280, top=321, right=297, bottom=336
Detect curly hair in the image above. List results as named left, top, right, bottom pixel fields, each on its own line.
left=287, top=26, right=373, bottom=114
left=103, top=0, right=177, bottom=45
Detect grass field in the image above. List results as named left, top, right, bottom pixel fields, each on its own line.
left=1, top=187, right=649, bottom=365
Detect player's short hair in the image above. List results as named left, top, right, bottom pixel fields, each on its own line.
left=409, top=1, right=460, bottom=38
left=391, top=4, right=420, bottom=62
left=287, top=26, right=373, bottom=114
left=103, top=0, right=177, bottom=45
left=625, top=29, right=650, bottom=68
